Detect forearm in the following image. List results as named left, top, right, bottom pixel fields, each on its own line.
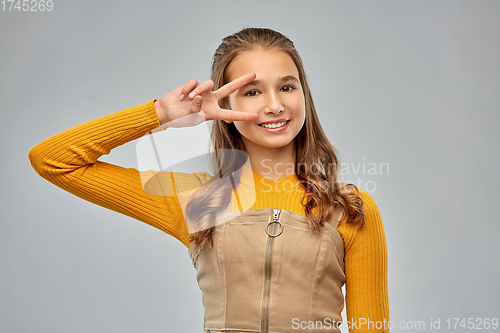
left=29, top=100, right=161, bottom=176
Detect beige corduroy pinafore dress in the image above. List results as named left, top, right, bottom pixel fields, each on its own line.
left=188, top=204, right=346, bottom=333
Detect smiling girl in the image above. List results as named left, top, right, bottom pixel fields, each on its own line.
left=29, top=28, right=389, bottom=332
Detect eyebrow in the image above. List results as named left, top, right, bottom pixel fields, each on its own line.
left=242, top=75, right=300, bottom=88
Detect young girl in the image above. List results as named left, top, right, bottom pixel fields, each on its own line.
left=29, top=28, right=389, bottom=332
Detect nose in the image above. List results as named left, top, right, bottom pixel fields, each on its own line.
left=263, top=91, right=282, bottom=115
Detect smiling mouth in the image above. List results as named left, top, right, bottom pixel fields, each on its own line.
left=259, top=120, right=289, bottom=129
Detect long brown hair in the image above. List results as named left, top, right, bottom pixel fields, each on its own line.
left=187, top=28, right=365, bottom=250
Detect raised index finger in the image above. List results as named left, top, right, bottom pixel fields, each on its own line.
left=213, top=73, right=256, bottom=100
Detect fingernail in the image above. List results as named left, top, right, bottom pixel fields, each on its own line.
left=179, top=94, right=185, bottom=101
left=189, top=92, right=197, bottom=99
left=194, top=99, right=201, bottom=106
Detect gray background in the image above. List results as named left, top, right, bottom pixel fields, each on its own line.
left=2, top=0, right=499, bottom=332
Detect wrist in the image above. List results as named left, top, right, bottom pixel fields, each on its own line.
left=154, top=99, right=169, bottom=125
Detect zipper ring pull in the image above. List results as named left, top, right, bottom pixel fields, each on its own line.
left=266, top=220, right=283, bottom=237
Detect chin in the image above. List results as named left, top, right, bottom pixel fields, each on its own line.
left=262, top=141, right=293, bottom=149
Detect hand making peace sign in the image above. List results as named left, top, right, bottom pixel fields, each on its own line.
left=154, top=72, right=259, bottom=128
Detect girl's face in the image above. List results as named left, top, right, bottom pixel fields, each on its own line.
left=227, top=50, right=306, bottom=154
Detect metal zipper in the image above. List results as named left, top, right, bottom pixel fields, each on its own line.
left=262, top=208, right=282, bottom=333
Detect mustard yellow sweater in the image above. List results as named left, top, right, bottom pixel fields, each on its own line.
left=28, top=100, right=389, bottom=332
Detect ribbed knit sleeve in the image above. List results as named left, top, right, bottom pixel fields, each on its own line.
left=28, top=100, right=191, bottom=247
left=341, top=190, right=390, bottom=332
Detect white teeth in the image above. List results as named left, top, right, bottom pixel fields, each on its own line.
left=260, top=121, right=287, bottom=129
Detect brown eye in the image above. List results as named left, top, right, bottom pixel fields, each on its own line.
left=245, top=90, right=259, bottom=97
left=281, top=85, right=295, bottom=92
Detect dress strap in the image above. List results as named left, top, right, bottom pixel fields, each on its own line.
left=330, top=203, right=345, bottom=229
